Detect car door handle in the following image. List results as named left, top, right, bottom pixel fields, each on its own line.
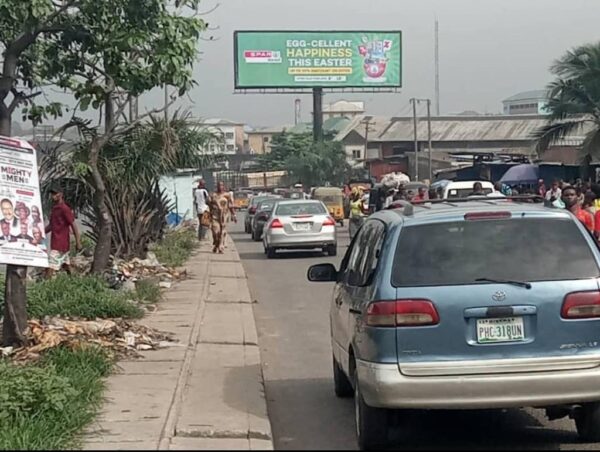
left=349, top=308, right=362, bottom=315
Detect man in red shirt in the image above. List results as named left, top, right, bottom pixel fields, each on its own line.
left=412, top=186, right=429, bottom=203
left=45, top=186, right=82, bottom=277
left=563, top=186, right=594, bottom=233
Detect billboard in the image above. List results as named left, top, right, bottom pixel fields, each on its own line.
left=0, top=136, right=48, bottom=268
left=234, top=31, right=402, bottom=89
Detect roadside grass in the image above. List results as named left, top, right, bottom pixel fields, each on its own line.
left=133, top=279, right=162, bottom=304
left=27, top=274, right=143, bottom=319
left=153, top=228, right=197, bottom=267
left=0, top=345, right=112, bottom=450
left=0, top=274, right=143, bottom=320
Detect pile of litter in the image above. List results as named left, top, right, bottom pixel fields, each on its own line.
left=70, top=251, right=187, bottom=290
left=0, top=317, right=180, bottom=362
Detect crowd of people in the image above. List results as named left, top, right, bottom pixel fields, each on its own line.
left=193, top=179, right=237, bottom=254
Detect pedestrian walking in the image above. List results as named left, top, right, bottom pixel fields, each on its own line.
left=537, top=179, right=547, bottom=198
left=194, top=179, right=210, bottom=241
left=349, top=187, right=366, bottom=239
left=546, top=180, right=562, bottom=203
left=562, top=185, right=594, bottom=233
left=208, top=181, right=236, bottom=254
left=45, top=186, right=82, bottom=277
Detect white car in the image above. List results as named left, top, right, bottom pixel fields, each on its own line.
left=442, top=181, right=495, bottom=199
left=263, top=200, right=337, bottom=258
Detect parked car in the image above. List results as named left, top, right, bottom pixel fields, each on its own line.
left=251, top=198, right=280, bottom=242
left=263, top=200, right=337, bottom=258
left=308, top=199, right=600, bottom=449
left=442, top=180, right=494, bottom=199
left=245, top=195, right=281, bottom=234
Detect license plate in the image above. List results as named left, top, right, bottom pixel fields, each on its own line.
left=293, top=222, right=312, bottom=231
left=476, top=317, right=525, bottom=344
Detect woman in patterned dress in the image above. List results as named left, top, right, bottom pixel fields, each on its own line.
left=208, top=181, right=237, bottom=253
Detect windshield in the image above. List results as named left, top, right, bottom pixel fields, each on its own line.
left=447, top=187, right=493, bottom=198
left=392, top=218, right=600, bottom=287
left=276, top=202, right=327, bottom=216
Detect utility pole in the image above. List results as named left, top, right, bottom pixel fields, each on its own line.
left=411, top=98, right=419, bottom=181
left=164, top=85, right=169, bottom=123
left=435, top=18, right=440, bottom=116
left=312, top=88, right=323, bottom=142
left=361, top=116, right=374, bottom=179
left=427, top=99, right=433, bottom=182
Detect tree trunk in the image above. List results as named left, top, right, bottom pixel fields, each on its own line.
left=0, top=106, right=28, bottom=347
left=89, top=137, right=113, bottom=274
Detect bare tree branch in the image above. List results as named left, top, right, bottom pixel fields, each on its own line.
left=8, top=88, right=41, bottom=113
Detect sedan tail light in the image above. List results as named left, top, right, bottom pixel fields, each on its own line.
left=562, top=291, right=600, bottom=319
left=322, top=216, right=336, bottom=226
left=366, top=300, right=440, bottom=327
left=269, top=218, right=283, bottom=229
left=249, top=206, right=257, bottom=214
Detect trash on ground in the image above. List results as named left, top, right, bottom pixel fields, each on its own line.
left=3, top=317, right=177, bottom=363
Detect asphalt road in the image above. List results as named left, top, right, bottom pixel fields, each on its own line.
left=232, top=215, right=597, bottom=451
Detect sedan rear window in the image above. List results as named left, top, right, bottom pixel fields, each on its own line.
left=276, top=202, right=326, bottom=216
left=392, top=218, right=600, bottom=287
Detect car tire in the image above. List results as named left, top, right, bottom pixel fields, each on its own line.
left=333, top=357, right=353, bottom=398
left=266, top=247, right=276, bottom=259
left=327, top=244, right=337, bottom=257
left=575, top=402, right=600, bottom=442
left=252, top=229, right=261, bottom=242
left=354, top=374, right=390, bottom=450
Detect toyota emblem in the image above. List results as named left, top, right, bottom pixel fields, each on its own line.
left=492, top=291, right=507, bottom=302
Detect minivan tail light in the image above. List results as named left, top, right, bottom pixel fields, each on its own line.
left=464, top=211, right=511, bottom=221
left=269, top=218, right=283, bottom=229
left=366, top=300, right=439, bottom=327
left=322, top=216, right=336, bottom=226
left=562, top=291, right=600, bottom=319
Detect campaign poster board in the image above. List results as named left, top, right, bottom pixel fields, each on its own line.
left=0, top=135, right=49, bottom=268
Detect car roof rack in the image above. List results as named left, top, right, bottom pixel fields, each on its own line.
left=388, top=195, right=545, bottom=217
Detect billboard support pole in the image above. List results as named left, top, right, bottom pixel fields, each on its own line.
left=312, top=88, right=323, bottom=142
left=411, top=98, right=419, bottom=181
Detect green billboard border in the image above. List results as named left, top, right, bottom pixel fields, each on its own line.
left=233, top=30, right=403, bottom=90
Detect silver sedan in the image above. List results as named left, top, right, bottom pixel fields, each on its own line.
left=263, top=200, right=337, bottom=258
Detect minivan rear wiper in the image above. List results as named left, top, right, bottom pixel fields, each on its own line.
left=475, top=277, right=532, bottom=289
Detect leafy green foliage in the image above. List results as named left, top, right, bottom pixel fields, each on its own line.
left=0, top=346, right=112, bottom=450
left=258, top=132, right=351, bottom=187
left=153, top=228, right=197, bottom=267
left=134, top=279, right=162, bottom=304
left=536, top=41, right=600, bottom=163
left=25, top=274, right=142, bottom=319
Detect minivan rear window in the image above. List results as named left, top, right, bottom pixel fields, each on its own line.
left=392, top=218, right=600, bottom=287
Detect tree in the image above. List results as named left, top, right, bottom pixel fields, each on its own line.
left=0, top=0, right=206, bottom=346
left=535, top=42, right=600, bottom=166
left=258, top=132, right=351, bottom=187
left=41, top=110, right=221, bottom=259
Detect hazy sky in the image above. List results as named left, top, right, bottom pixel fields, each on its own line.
left=24, top=0, right=600, bottom=130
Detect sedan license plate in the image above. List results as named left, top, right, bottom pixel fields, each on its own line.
left=293, top=222, right=312, bottom=231
left=476, top=317, right=524, bottom=344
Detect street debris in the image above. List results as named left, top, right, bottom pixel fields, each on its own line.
left=1, top=317, right=178, bottom=363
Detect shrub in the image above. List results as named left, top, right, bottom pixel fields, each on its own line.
left=26, top=274, right=143, bottom=319
left=153, top=228, right=197, bottom=267
left=134, top=279, right=162, bottom=304
left=0, top=346, right=112, bottom=450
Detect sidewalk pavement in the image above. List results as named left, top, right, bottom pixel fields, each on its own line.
left=83, top=235, right=273, bottom=450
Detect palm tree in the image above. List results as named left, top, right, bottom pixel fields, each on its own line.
left=535, top=42, right=600, bottom=165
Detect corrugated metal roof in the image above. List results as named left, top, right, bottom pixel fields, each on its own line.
left=375, top=116, right=552, bottom=142
left=323, top=100, right=364, bottom=113
left=503, top=90, right=549, bottom=103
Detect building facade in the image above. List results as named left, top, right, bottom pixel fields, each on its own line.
left=198, top=118, right=248, bottom=155
left=502, top=90, right=550, bottom=115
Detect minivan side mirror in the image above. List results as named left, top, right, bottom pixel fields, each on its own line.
left=307, top=263, right=338, bottom=282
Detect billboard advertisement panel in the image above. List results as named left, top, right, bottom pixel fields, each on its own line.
left=0, top=136, right=49, bottom=268
left=235, top=31, right=402, bottom=89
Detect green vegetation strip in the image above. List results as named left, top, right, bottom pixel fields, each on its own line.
left=153, top=228, right=197, bottom=267
left=0, top=346, right=112, bottom=450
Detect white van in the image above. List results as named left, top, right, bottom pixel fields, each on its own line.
left=442, top=181, right=495, bottom=199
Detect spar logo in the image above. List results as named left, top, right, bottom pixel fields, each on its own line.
left=358, top=37, right=393, bottom=83
left=244, top=50, right=282, bottom=64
